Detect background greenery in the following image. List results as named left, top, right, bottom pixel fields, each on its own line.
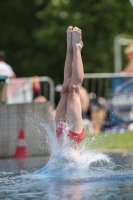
left=83, top=131, right=133, bottom=150
left=0, top=0, right=133, bottom=84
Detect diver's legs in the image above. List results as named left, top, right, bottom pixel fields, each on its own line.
left=55, top=26, right=73, bottom=123
left=66, top=27, right=84, bottom=133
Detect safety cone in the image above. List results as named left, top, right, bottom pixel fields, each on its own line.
left=12, top=129, right=29, bottom=159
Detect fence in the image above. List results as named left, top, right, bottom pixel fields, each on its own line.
left=83, top=73, right=133, bottom=133
left=3, top=76, right=55, bottom=107
left=4, top=73, right=133, bottom=106
left=83, top=72, right=133, bottom=98
left=34, top=76, right=55, bottom=107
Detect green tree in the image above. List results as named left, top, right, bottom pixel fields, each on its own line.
left=0, top=0, right=133, bottom=84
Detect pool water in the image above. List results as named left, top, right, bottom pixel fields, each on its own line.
left=0, top=118, right=133, bottom=200
left=0, top=152, right=133, bottom=200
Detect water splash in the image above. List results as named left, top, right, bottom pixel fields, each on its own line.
left=30, top=115, right=113, bottom=178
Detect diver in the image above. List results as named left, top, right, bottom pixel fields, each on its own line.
left=55, top=26, right=84, bottom=158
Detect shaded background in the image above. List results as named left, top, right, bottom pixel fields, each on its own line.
left=0, top=0, right=132, bottom=84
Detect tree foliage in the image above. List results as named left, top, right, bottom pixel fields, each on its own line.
left=0, top=0, right=132, bottom=83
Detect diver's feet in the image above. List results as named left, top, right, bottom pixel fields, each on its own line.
left=72, top=26, right=83, bottom=50
left=67, top=26, right=73, bottom=51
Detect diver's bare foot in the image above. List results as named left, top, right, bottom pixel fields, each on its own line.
left=72, top=26, right=83, bottom=50
left=67, top=26, right=73, bottom=51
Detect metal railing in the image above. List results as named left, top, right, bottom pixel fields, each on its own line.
left=37, top=76, right=55, bottom=107
left=82, top=73, right=133, bottom=131
left=4, top=76, right=55, bottom=107
left=83, top=72, right=133, bottom=98
left=2, top=73, right=133, bottom=107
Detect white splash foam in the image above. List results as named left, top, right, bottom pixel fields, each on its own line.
left=24, top=110, right=113, bottom=177
left=31, top=118, right=113, bottom=177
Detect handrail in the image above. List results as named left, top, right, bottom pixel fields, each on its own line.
left=5, top=76, right=55, bottom=106
left=39, top=76, right=55, bottom=107
left=84, top=72, right=133, bottom=79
